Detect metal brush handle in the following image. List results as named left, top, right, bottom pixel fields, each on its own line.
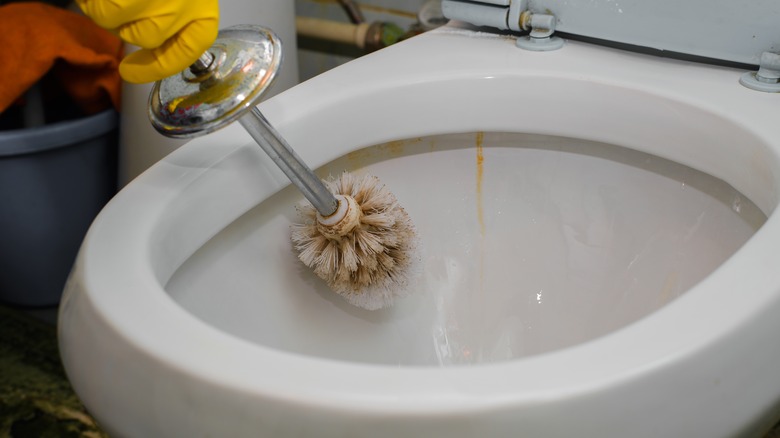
left=188, top=49, right=339, bottom=217
left=149, top=25, right=338, bottom=217
left=239, top=107, right=338, bottom=217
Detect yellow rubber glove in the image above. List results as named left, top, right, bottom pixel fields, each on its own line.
left=76, top=0, right=219, bottom=83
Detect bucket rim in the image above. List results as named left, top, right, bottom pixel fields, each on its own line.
left=0, top=110, right=118, bottom=157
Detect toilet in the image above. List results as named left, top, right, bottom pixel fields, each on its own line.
left=58, top=1, right=780, bottom=437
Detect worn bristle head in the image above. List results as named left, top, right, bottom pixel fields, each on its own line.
left=291, top=172, right=419, bottom=310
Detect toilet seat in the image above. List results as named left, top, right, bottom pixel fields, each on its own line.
left=60, top=27, right=780, bottom=437
left=440, top=0, right=780, bottom=65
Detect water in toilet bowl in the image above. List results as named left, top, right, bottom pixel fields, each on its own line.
left=165, top=131, right=764, bottom=366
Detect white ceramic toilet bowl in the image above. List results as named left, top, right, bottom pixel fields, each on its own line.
left=59, top=26, right=780, bottom=437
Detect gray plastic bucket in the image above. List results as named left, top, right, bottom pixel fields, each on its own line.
left=0, top=110, right=118, bottom=307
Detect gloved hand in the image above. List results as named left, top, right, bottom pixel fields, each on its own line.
left=76, top=0, right=219, bottom=83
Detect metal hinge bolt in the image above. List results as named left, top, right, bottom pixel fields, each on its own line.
left=440, top=0, right=563, bottom=51
left=516, top=11, right=564, bottom=51
left=739, top=51, right=780, bottom=93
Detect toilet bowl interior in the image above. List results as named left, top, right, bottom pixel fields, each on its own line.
left=129, top=42, right=780, bottom=368
left=165, top=130, right=765, bottom=366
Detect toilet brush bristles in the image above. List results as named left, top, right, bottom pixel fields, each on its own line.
left=291, top=172, right=418, bottom=310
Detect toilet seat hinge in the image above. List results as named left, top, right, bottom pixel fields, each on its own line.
left=515, top=11, right=564, bottom=51
left=441, top=0, right=564, bottom=51
left=740, top=51, right=780, bottom=93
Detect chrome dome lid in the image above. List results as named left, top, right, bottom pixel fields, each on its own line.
left=149, top=25, right=283, bottom=138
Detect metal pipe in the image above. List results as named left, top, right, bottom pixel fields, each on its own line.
left=337, top=0, right=365, bottom=24
left=296, top=16, right=404, bottom=52
left=296, top=16, right=371, bottom=49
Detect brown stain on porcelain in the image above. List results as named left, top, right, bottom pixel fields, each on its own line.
left=344, top=139, right=415, bottom=170
left=475, top=132, right=487, bottom=361
left=345, top=148, right=373, bottom=169
left=476, top=132, right=486, bottom=236
left=658, top=271, right=680, bottom=305
left=379, top=140, right=407, bottom=157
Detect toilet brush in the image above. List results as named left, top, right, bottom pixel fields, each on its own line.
left=147, top=25, right=418, bottom=310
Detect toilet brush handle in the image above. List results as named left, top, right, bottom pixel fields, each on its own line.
left=239, top=107, right=339, bottom=217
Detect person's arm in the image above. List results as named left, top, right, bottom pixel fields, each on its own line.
left=76, top=0, right=219, bottom=83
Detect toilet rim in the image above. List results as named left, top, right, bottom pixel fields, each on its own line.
left=66, top=31, right=780, bottom=412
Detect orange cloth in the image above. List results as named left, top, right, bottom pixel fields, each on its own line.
left=0, top=2, right=123, bottom=115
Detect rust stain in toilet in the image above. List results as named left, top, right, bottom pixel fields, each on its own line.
left=428, top=137, right=438, bottom=152
left=344, top=140, right=410, bottom=169
left=344, top=148, right=373, bottom=169
left=659, top=271, right=679, bottom=305
left=475, top=132, right=487, bottom=361
left=379, top=140, right=407, bottom=157
left=476, top=132, right=486, bottom=236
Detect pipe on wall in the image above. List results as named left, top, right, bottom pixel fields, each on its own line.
left=296, top=16, right=404, bottom=52
left=297, top=16, right=371, bottom=49
left=336, top=0, right=365, bottom=24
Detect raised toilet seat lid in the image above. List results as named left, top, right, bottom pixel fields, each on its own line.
left=441, top=0, right=780, bottom=66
